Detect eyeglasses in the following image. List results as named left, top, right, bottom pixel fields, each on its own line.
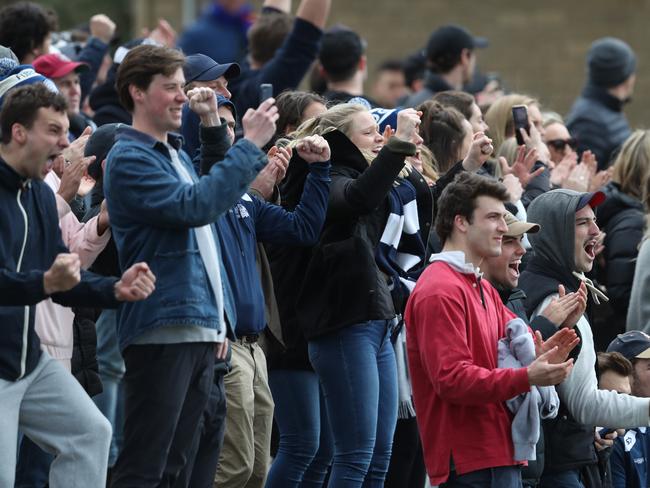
left=547, top=138, right=578, bottom=151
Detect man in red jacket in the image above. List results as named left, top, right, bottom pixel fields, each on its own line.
left=405, top=173, right=577, bottom=487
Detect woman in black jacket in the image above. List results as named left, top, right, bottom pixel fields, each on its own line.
left=597, top=130, right=650, bottom=345
left=289, top=103, right=421, bottom=487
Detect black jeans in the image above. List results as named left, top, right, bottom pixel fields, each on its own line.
left=441, top=466, right=523, bottom=488
left=111, top=342, right=215, bottom=488
left=179, top=361, right=228, bottom=488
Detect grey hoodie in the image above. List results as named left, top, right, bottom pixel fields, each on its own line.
left=498, top=318, right=559, bottom=462
left=528, top=189, right=581, bottom=274
left=523, top=189, right=650, bottom=429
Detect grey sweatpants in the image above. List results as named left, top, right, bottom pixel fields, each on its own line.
left=0, top=351, right=111, bottom=487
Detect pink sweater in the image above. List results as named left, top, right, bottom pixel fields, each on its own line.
left=34, top=172, right=110, bottom=370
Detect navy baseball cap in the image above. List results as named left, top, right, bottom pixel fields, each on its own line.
left=183, top=54, right=240, bottom=84
left=577, top=191, right=606, bottom=211
left=216, top=94, right=237, bottom=121
left=607, top=331, right=650, bottom=360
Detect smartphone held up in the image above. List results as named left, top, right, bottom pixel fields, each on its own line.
left=512, top=105, right=530, bottom=146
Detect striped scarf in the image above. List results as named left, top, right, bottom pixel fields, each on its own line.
left=375, top=179, right=426, bottom=419
left=375, top=179, right=426, bottom=304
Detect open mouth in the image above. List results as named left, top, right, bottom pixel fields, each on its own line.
left=46, top=152, right=61, bottom=167
left=508, top=259, right=521, bottom=279
left=584, top=241, right=597, bottom=260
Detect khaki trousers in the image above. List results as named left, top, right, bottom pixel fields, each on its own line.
left=215, top=339, right=274, bottom=487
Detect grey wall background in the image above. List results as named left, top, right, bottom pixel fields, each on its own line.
left=12, top=0, right=650, bottom=126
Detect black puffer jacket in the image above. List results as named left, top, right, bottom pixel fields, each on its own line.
left=597, top=181, right=644, bottom=332
left=295, top=130, right=416, bottom=340
left=566, top=84, right=631, bottom=170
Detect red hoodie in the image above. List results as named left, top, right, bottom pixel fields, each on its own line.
left=405, top=255, right=531, bottom=485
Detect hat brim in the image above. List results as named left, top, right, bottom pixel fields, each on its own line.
left=636, top=347, right=650, bottom=359
left=48, top=61, right=90, bottom=80
left=189, top=62, right=240, bottom=83
left=577, top=190, right=606, bottom=211
left=505, top=221, right=540, bottom=237
left=473, top=36, right=489, bottom=49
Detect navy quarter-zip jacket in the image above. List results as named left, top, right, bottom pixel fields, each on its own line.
left=0, top=158, right=119, bottom=381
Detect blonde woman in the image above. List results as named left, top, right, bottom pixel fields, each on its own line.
left=289, top=102, right=421, bottom=487
left=484, top=93, right=543, bottom=154
left=600, top=131, right=650, bottom=337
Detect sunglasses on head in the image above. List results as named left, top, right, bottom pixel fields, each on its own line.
left=547, top=138, right=578, bottom=151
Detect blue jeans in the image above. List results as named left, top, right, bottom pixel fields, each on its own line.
left=308, top=320, right=398, bottom=488
left=441, top=466, right=523, bottom=488
left=539, top=469, right=584, bottom=488
left=266, top=369, right=333, bottom=488
left=92, top=309, right=125, bottom=467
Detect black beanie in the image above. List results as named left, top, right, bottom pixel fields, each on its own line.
left=587, top=37, right=636, bottom=88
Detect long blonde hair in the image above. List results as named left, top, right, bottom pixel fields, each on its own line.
left=612, top=130, right=650, bottom=201
left=288, top=102, right=376, bottom=163
left=484, top=93, right=538, bottom=155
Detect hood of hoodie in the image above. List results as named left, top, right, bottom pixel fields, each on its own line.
left=429, top=250, right=482, bottom=276
left=526, top=189, right=586, bottom=273
left=597, top=181, right=643, bottom=229
left=520, top=189, right=595, bottom=316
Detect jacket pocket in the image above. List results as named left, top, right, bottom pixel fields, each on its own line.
left=151, top=249, right=209, bottom=307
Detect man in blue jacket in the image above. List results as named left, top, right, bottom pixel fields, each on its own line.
left=607, top=331, right=650, bottom=488
left=198, top=95, right=331, bottom=487
left=105, top=44, right=279, bottom=487
left=0, top=84, right=155, bottom=487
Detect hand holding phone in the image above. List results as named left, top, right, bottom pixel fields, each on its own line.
left=512, top=105, right=530, bottom=146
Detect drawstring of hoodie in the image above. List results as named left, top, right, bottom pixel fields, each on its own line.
left=572, top=271, right=609, bottom=304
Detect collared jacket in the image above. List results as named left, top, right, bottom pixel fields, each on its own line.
left=611, top=427, right=650, bottom=488
left=0, top=158, right=119, bottom=382
left=196, top=124, right=331, bottom=337
left=104, top=125, right=266, bottom=350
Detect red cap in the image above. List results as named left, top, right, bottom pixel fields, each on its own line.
left=32, top=53, right=89, bottom=80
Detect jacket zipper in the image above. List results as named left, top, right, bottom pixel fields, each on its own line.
left=16, top=188, right=30, bottom=379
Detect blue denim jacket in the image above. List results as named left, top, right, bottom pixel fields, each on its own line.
left=104, top=125, right=266, bottom=350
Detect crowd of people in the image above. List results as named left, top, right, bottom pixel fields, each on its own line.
left=1, top=0, right=650, bottom=487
